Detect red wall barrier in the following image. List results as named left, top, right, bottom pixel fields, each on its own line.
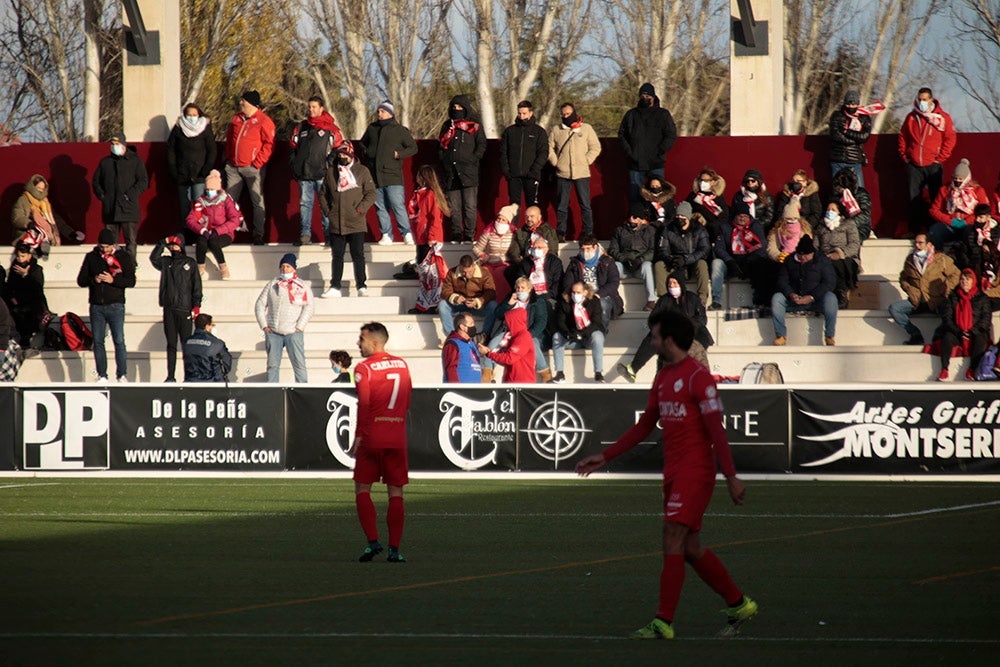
left=2, top=134, right=998, bottom=244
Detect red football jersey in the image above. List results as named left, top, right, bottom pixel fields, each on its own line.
left=354, top=352, right=413, bottom=449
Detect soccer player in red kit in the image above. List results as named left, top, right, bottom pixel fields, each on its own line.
left=576, top=310, right=758, bottom=639
left=350, top=322, right=413, bottom=563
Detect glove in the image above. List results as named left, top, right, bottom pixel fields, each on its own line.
left=623, top=259, right=640, bottom=274
left=951, top=218, right=966, bottom=229
left=192, top=306, right=201, bottom=317
left=200, top=227, right=210, bottom=235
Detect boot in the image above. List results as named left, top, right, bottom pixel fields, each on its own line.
left=198, top=264, right=208, bottom=279
left=481, top=368, right=494, bottom=384
left=219, top=263, right=231, bottom=280
left=538, top=368, right=552, bottom=383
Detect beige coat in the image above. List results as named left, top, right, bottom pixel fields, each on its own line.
left=548, top=122, right=601, bottom=180
left=899, top=251, right=960, bottom=310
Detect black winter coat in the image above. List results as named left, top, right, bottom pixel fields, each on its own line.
left=648, top=280, right=714, bottom=349
left=499, top=117, right=549, bottom=179
left=438, top=95, right=487, bottom=188
left=166, top=123, right=216, bottom=185
left=656, top=221, right=711, bottom=267
left=149, top=241, right=203, bottom=311
left=941, top=290, right=992, bottom=338
left=3, top=259, right=46, bottom=313
left=76, top=247, right=136, bottom=305
left=828, top=108, right=872, bottom=164
left=618, top=104, right=677, bottom=171
left=776, top=254, right=836, bottom=300
left=360, top=119, right=417, bottom=187
left=608, top=223, right=656, bottom=267
left=183, top=329, right=232, bottom=382
left=554, top=296, right=604, bottom=338
left=563, top=253, right=624, bottom=319
left=290, top=121, right=336, bottom=181
left=772, top=181, right=824, bottom=229
left=92, top=148, right=148, bottom=223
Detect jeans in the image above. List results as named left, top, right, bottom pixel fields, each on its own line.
left=555, top=177, right=593, bottom=238
left=375, top=185, right=409, bottom=238
left=628, top=167, right=664, bottom=204
left=481, top=332, right=548, bottom=371
left=887, top=299, right=928, bottom=337
left=906, top=162, right=942, bottom=233
left=178, top=183, right=205, bottom=222
left=552, top=330, right=605, bottom=373
left=446, top=187, right=478, bottom=241
left=265, top=330, right=307, bottom=383
left=163, top=307, right=193, bottom=381
left=298, top=179, right=329, bottom=238
left=710, top=258, right=728, bottom=305
left=90, top=302, right=127, bottom=380
left=771, top=291, right=838, bottom=338
left=225, top=163, right=266, bottom=239
left=438, top=299, right=498, bottom=336
left=830, top=162, right=864, bottom=188
left=615, top=260, right=656, bottom=302
left=330, top=232, right=367, bottom=289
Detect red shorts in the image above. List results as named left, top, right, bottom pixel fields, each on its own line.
left=353, top=447, right=409, bottom=487
left=662, top=476, right=715, bottom=532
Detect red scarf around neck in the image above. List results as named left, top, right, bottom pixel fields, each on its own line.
left=102, top=251, right=122, bottom=276
left=439, top=119, right=480, bottom=150
left=955, top=283, right=978, bottom=332
left=278, top=273, right=308, bottom=305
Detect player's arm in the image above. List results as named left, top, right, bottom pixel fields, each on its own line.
left=693, top=372, right=744, bottom=505
left=576, top=387, right=658, bottom=476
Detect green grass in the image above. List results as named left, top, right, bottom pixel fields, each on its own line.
left=1, top=478, right=998, bottom=666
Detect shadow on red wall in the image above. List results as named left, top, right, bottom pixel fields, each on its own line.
left=1, top=134, right=997, bottom=244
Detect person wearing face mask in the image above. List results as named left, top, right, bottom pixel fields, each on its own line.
left=438, top=95, right=487, bottom=243
left=640, top=176, right=677, bottom=227
left=551, top=281, right=606, bottom=383
left=548, top=102, right=601, bottom=241
left=441, top=312, right=483, bottom=383
left=439, top=254, right=498, bottom=339
left=225, top=90, right=275, bottom=245
left=11, top=174, right=82, bottom=249
left=830, top=167, right=873, bottom=242
left=710, top=213, right=769, bottom=310
left=290, top=96, right=344, bottom=246
left=167, top=103, right=217, bottom=226
left=770, top=235, right=837, bottom=346
left=2, top=243, right=48, bottom=351
left=512, top=237, right=564, bottom=321
left=829, top=90, right=882, bottom=189
left=186, top=169, right=244, bottom=280
left=479, top=277, right=549, bottom=383
left=772, top=169, right=822, bottom=229
left=617, top=270, right=713, bottom=383
left=328, top=349, right=353, bottom=383
left=149, top=235, right=203, bottom=382
left=255, top=253, right=314, bottom=383
left=655, top=201, right=711, bottom=306
left=618, top=82, right=677, bottom=205
left=927, top=158, right=989, bottom=250
left=361, top=99, right=417, bottom=245
left=92, top=131, right=148, bottom=260
left=319, top=142, right=376, bottom=298
left=815, top=201, right=861, bottom=308
left=473, top=204, right=518, bottom=302
left=684, top=168, right=728, bottom=244
left=766, top=204, right=814, bottom=265
left=898, top=87, right=958, bottom=236
left=730, top=169, right=773, bottom=232
left=563, top=234, right=623, bottom=331
left=507, top=205, right=558, bottom=264
left=499, top=100, right=549, bottom=225
left=478, top=302, right=537, bottom=384
left=609, top=202, right=658, bottom=310
left=887, top=234, right=959, bottom=346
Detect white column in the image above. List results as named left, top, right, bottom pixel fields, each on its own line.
left=122, top=0, right=181, bottom=141
left=730, top=0, right=784, bottom=136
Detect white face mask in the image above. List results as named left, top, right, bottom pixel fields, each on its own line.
left=582, top=250, right=596, bottom=261
left=699, top=180, right=712, bottom=193
left=516, top=291, right=530, bottom=302
left=531, top=247, right=545, bottom=259
left=205, top=189, right=218, bottom=199
left=918, top=100, right=930, bottom=112
left=668, top=286, right=682, bottom=298
left=111, top=144, right=125, bottom=156
left=494, top=223, right=510, bottom=235
left=280, top=272, right=294, bottom=280
left=915, top=249, right=928, bottom=259
left=571, top=293, right=585, bottom=304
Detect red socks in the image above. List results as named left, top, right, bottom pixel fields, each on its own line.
left=690, top=549, right=743, bottom=606
left=657, top=554, right=685, bottom=622
left=387, top=496, right=405, bottom=549
left=355, top=491, right=378, bottom=542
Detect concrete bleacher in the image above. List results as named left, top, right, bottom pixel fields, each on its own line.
left=12, top=238, right=967, bottom=384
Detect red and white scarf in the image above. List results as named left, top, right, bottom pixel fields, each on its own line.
left=694, top=192, right=722, bottom=216
left=740, top=187, right=758, bottom=219
left=948, top=177, right=979, bottom=216
left=573, top=301, right=591, bottom=330
left=730, top=216, right=762, bottom=255
left=912, top=100, right=946, bottom=132
left=844, top=101, right=886, bottom=131
left=439, top=119, right=480, bottom=150
left=278, top=273, right=309, bottom=305
left=977, top=218, right=997, bottom=246
left=955, top=282, right=978, bottom=332
left=840, top=188, right=861, bottom=217
left=530, top=255, right=547, bottom=294
left=417, top=245, right=450, bottom=311
left=779, top=221, right=802, bottom=254
left=102, top=250, right=122, bottom=276
left=337, top=161, right=358, bottom=192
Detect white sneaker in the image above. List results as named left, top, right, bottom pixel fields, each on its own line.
left=117, top=376, right=129, bottom=383
left=95, top=375, right=108, bottom=384
left=321, top=287, right=342, bottom=298
left=357, top=287, right=368, bottom=297
left=403, top=232, right=414, bottom=245
left=377, top=235, right=394, bottom=246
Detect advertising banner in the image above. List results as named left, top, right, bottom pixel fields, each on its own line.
left=516, top=387, right=789, bottom=472
left=0, top=387, right=15, bottom=470
left=285, top=387, right=518, bottom=472
left=21, top=388, right=111, bottom=470
left=109, top=386, right=284, bottom=470
left=792, top=390, right=1000, bottom=474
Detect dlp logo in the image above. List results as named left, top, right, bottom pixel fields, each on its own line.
left=23, top=391, right=110, bottom=469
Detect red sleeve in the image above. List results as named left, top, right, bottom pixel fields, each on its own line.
left=254, top=116, right=276, bottom=167
left=185, top=200, right=205, bottom=234
left=442, top=343, right=460, bottom=382
left=690, top=370, right=737, bottom=478
left=929, top=187, right=951, bottom=225
left=601, top=386, right=659, bottom=462
left=938, top=114, right=957, bottom=163
left=355, top=364, right=371, bottom=439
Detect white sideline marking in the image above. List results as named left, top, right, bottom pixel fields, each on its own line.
left=881, top=499, right=1000, bottom=518
left=0, top=631, right=996, bottom=644
left=0, top=483, right=61, bottom=490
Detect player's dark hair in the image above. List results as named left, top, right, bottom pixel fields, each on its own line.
left=329, top=349, right=352, bottom=368
left=194, top=313, right=213, bottom=330
left=458, top=254, right=475, bottom=268
left=360, top=321, right=389, bottom=343
left=650, top=310, right=694, bottom=351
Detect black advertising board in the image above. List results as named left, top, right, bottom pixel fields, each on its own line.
left=20, top=387, right=111, bottom=470
left=285, top=386, right=518, bottom=472
left=792, top=389, right=1000, bottom=474
left=516, top=387, right=789, bottom=472
left=0, top=387, right=15, bottom=470
left=108, top=386, right=285, bottom=470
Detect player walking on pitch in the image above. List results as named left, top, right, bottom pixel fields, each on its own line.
left=351, top=322, right=413, bottom=563
left=576, top=310, right=758, bottom=639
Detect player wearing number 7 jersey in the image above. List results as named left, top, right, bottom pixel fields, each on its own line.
left=351, top=322, right=413, bottom=563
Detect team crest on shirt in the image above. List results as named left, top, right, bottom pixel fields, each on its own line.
left=706, top=386, right=717, bottom=397
left=673, top=379, right=683, bottom=392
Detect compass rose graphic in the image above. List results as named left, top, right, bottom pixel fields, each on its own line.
left=523, top=394, right=591, bottom=468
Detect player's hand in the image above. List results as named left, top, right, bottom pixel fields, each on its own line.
left=348, top=436, right=360, bottom=458
left=726, top=476, right=745, bottom=505
left=575, top=454, right=606, bottom=477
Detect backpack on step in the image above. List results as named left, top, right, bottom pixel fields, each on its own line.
left=974, top=346, right=1000, bottom=381
left=60, top=312, right=93, bottom=351
left=739, top=361, right=784, bottom=384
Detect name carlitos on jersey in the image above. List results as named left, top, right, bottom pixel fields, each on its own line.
left=368, top=358, right=407, bottom=372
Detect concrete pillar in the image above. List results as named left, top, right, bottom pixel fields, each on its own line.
left=730, top=0, right=784, bottom=136
left=122, top=0, right=181, bottom=141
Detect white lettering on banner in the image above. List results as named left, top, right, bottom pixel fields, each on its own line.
left=523, top=393, right=590, bottom=468
left=438, top=391, right=515, bottom=470
left=150, top=398, right=247, bottom=420
left=325, top=391, right=358, bottom=469
left=22, top=390, right=109, bottom=470
left=800, top=400, right=1000, bottom=467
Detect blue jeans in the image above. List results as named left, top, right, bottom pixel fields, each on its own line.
left=90, top=302, right=126, bottom=380
left=555, top=177, right=593, bottom=237
left=375, top=185, right=409, bottom=237
left=438, top=299, right=498, bottom=336
left=629, top=167, right=664, bottom=204
left=552, top=331, right=605, bottom=373
left=929, top=222, right=961, bottom=250
left=771, top=292, right=838, bottom=338
left=887, top=299, right=928, bottom=337
left=710, top=258, right=728, bottom=305
left=178, top=183, right=205, bottom=221
left=616, top=260, right=656, bottom=302
left=481, top=332, right=548, bottom=371
left=298, top=179, right=329, bottom=238
left=265, top=330, right=307, bottom=383
left=830, top=162, right=864, bottom=188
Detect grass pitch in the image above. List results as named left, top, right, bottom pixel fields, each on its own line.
left=0, top=478, right=998, bottom=666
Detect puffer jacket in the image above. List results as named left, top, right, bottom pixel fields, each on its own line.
left=185, top=192, right=244, bottom=238
left=500, top=116, right=549, bottom=180
left=149, top=241, right=202, bottom=311
left=640, top=182, right=677, bottom=227
left=548, top=120, right=601, bottom=180
left=815, top=220, right=861, bottom=263
left=899, top=251, right=960, bottom=310
left=829, top=107, right=872, bottom=164
left=649, top=269, right=714, bottom=349
left=166, top=118, right=216, bottom=184
left=254, top=275, right=315, bottom=334
left=772, top=180, right=823, bottom=229
left=730, top=172, right=774, bottom=226
left=438, top=95, right=487, bottom=188
left=831, top=168, right=873, bottom=240
left=657, top=218, right=711, bottom=266
left=320, top=160, right=376, bottom=236
left=897, top=99, right=957, bottom=167
left=608, top=221, right=656, bottom=265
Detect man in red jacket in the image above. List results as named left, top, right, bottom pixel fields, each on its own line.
left=225, top=90, right=276, bottom=245
left=898, top=87, right=957, bottom=236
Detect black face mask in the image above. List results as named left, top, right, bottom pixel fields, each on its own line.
left=465, top=325, right=477, bottom=338
left=562, top=114, right=578, bottom=127
left=790, top=182, right=803, bottom=194
left=337, top=156, right=351, bottom=166
left=649, top=187, right=662, bottom=195
left=675, top=218, right=688, bottom=229
left=449, top=107, right=466, bottom=120
left=638, top=97, right=652, bottom=108
left=744, top=182, right=759, bottom=192
left=953, top=181, right=964, bottom=188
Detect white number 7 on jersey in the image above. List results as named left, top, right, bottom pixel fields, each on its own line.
left=386, top=373, right=400, bottom=410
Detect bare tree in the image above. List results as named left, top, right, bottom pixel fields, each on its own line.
left=942, top=0, right=1000, bottom=130
left=782, top=0, right=846, bottom=134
